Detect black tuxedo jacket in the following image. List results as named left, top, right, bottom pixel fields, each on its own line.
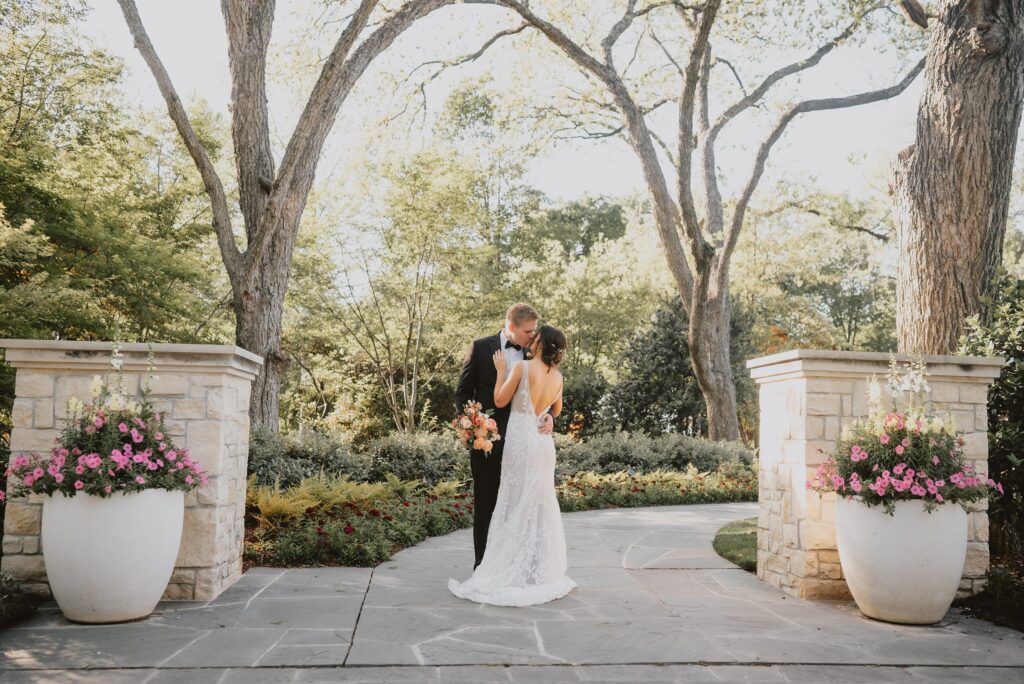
left=455, top=333, right=512, bottom=453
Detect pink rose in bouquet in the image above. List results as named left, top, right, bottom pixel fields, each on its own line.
left=451, top=401, right=501, bottom=455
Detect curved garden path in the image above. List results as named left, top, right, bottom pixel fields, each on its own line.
left=2, top=502, right=1023, bottom=682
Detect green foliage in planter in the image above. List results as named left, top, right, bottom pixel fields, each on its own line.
left=961, top=276, right=1024, bottom=556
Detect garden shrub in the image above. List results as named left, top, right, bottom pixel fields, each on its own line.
left=555, top=431, right=753, bottom=477
left=249, top=428, right=754, bottom=508
left=961, top=276, right=1024, bottom=557
left=248, top=428, right=364, bottom=488
left=0, top=573, right=42, bottom=628
left=246, top=462, right=757, bottom=568
left=360, top=431, right=470, bottom=485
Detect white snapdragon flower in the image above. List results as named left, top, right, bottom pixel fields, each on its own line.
left=66, top=396, right=84, bottom=418
left=89, top=375, right=104, bottom=400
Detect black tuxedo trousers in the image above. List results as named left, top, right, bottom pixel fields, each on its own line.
left=455, top=333, right=513, bottom=568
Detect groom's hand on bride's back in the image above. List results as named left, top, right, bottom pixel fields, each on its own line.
left=538, top=413, right=553, bottom=435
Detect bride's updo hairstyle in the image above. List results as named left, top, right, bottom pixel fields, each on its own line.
left=535, top=325, right=566, bottom=371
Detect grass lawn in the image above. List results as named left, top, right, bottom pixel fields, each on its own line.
left=712, top=516, right=757, bottom=572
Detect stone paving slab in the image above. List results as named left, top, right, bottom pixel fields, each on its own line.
left=2, top=502, right=1023, bottom=683
left=0, top=665, right=1020, bottom=682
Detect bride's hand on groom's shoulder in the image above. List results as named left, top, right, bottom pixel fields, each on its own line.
left=491, top=350, right=506, bottom=374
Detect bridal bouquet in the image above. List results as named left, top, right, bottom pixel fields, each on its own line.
left=451, top=401, right=501, bottom=454
left=4, top=350, right=207, bottom=499
left=807, top=356, right=1001, bottom=514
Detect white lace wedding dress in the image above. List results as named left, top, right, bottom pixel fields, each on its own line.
left=449, top=360, right=576, bottom=606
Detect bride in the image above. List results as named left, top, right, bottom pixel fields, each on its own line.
left=448, top=325, right=577, bottom=606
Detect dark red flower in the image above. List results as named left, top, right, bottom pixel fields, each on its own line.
left=343, top=524, right=355, bottom=535
left=369, top=508, right=381, bottom=517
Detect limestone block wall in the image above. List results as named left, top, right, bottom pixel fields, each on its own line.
left=1, top=340, right=263, bottom=601
left=747, top=350, right=1003, bottom=600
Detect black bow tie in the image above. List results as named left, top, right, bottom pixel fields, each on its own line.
left=504, top=340, right=522, bottom=351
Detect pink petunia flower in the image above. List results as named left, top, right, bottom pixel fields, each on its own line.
left=879, top=434, right=890, bottom=444
left=118, top=422, right=129, bottom=433
left=135, top=476, right=146, bottom=485
left=74, top=480, right=84, bottom=490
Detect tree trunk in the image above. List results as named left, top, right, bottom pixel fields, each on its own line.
left=234, top=220, right=300, bottom=431
left=689, top=290, right=740, bottom=441
left=892, top=0, right=1024, bottom=354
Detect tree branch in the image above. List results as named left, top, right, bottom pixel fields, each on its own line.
left=708, top=4, right=883, bottom=144
left=116, top=0, right=243, bottom=284
left=244, top=0, right=382, bottom=274
left=222, top=0, right=277, bottom=244
left=396, top=21, right=529, bottom=120
left=761, top=201, right=892, bottom=241
left=676, top=0, right=719, bottom=268
left=487, top=0, right=695, bottom=302
left=714, top=56, right=925, bottom=292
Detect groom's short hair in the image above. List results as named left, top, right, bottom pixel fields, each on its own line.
left=506, top=302, right=540, bottom=326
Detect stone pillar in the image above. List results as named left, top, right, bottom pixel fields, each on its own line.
left=1, top=340, right=263, bottom=601
left=747, top=350, right=1003, bottom=600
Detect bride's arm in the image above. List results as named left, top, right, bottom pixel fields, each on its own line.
left=551, top=376, right=563, bottom=417
left=493, top=354, right=522, bottom=408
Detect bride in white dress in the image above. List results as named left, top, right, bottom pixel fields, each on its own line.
left=449, top=325, right=577, bottom=606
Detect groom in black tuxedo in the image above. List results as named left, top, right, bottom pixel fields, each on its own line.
left=456, top=302, right=554, bottom=568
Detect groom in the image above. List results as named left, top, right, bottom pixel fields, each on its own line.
left=456, top=302, right=554, bottom=568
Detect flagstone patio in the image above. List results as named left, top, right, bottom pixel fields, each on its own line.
left=2, top=502, right=1022, bottom=683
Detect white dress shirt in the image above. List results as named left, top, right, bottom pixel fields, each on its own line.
left=498, top=329, right=525, bottom=379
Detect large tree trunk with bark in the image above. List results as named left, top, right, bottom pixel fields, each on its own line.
left=234, top=222, right=301, bottom=430
left=690, top=290, right=740, bottom=441
left=892, top=0, right=1024, bottom=354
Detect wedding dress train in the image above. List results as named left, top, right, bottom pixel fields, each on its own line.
left=449, top=360, right=576, bottom=606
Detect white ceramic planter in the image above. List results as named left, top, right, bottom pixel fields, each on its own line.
left=42, top=489, right=184, bottom=623
left=835, top=497, right=967, bottom=625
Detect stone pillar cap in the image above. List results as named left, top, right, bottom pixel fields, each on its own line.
left=747, top=349, right=1004, bottom=383
left=0, top=339, right=264, bottom=381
